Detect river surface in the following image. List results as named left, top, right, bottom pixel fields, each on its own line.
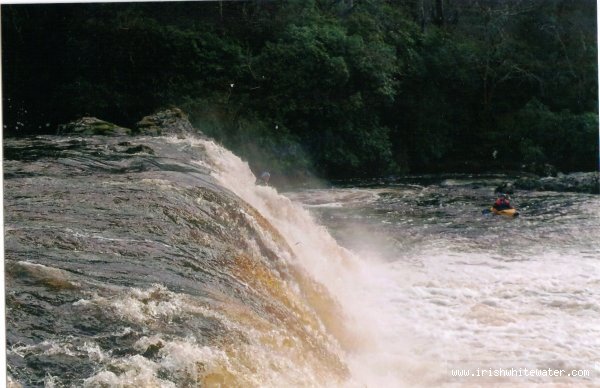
left=4, top=134, right=600, bottom=387
left=285, top=178, right=600, bottom=386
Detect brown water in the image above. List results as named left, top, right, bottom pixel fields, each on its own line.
left=5, top=136, right=349, bottom=387
left=5, top=134, right=600, bottom=387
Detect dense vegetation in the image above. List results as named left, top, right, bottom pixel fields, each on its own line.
left=3, top=0, right=598, bottom=178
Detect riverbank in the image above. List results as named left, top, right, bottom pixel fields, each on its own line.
left=327, top=172, right=599, bottom=195
left=16, top=110, right=599, bottom=196
left=496, top=172, right=599, bottom=195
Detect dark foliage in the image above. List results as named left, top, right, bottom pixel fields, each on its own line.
left=2, top=0, right=597, bottom=178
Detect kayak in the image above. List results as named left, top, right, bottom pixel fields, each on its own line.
left=482, top=207, right=519, bottom=217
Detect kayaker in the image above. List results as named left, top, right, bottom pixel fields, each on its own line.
left=493, top=193, right=513, bottom=210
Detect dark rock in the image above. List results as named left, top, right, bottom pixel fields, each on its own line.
left=57, top=117, right=131, bottom=136
left=123, top=145, right=155, bottom=155
left=57, top=108, right=203, bottom=141
left=513, top=172, right=599, bottom=194
left=142, top=341, right=164, bottom=359
left=135, top=108, right=200, bottom=138
left=110, top=142, right=155, bottom=155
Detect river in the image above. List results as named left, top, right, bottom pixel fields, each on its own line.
left=285, top=178, right=600, bottom=386
left=4, top=134, right=600, bottom=387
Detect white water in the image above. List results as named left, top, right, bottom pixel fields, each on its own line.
left=191, top=138, right=600, bottom=387
left=287, top=187, right=600, bottom=387
left=188, top=138, right=444, bottom=387
left=7, top=134, right=597, bottom=387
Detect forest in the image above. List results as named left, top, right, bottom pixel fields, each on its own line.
left=2, top=0, right=598, bottom=179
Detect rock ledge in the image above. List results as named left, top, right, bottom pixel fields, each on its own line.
left=135, top=108, right=198, bottom=137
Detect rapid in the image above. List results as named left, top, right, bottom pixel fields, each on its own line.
left=286, top=177, right=600, bottom=386
left=4, top=132, right=600, bottom=387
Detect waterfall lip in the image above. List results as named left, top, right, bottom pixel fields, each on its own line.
left=6, top=130, right=599, bottom=387
left=4, top=133, right=357, bottom=387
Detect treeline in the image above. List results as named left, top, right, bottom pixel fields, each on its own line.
left=3, top=0, right=598, bottom=178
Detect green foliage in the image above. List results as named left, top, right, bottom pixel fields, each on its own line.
left=3, top=0, right=597, bottom=178
left=500, top=99, right=599, bottom=172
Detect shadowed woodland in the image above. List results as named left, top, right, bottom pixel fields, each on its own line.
left=2, top=0, right=598, bottom=178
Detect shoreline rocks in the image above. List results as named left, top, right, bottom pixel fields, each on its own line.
left=57, top=108, right=204, bottom=139
left=135, top=108, right=199, bottom=137
left=497, top=172, right=599, bottom=194
left=57, top=117, right=131, bottom=136
left=53, top=110, right=599, bottom=195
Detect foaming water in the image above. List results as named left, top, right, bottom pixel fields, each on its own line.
left=286, top=182, right=600, bottom=386
left=5, top=134, right=598, bottom=387
left=5, top=135, right=350, bottom=386
left=190, top=138, right=437, bottom=386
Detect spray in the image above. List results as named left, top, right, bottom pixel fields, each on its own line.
left=189, top=137, right=430, bottom=387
